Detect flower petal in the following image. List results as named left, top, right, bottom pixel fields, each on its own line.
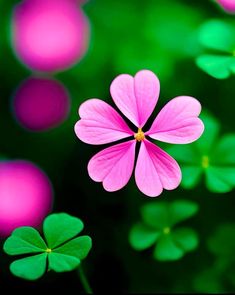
left=110, top=70, right=160, bottom=127
left=135, top=140, right=181, bottom=197
left=75, top=99, right=133, bottom=145
left=88, top=140, right=136, bottom=192
left=147, top=96, right=204, bottom=144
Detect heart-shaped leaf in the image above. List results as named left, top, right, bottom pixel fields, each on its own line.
left=169, top=200, right=199, bottom=226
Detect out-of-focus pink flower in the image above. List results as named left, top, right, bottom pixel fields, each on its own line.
left=216, top=0, right=235, bottom=13
left=13, top=77, right=70, bottom=132
left=74, top=70, right=204, bottom=197
left=12, top=0, right=89, bottom=72
left=0, top=160, right=53, bottom=237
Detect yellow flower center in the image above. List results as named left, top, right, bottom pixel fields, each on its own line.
left=202, top=155, right=209, bottom=169
left=134, top=128, right=145, bottom=142
left=163, top=227, right=171, bottom=235
left=45, top=248, right=52, bottom=253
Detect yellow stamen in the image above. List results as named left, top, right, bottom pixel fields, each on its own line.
left=45, top=248, right=52, bottom=253
left=202, top=155, right=209, bottom=169
left=163, top=227, right=171, bottom=235
left=134, top=128, right=145, bottom=142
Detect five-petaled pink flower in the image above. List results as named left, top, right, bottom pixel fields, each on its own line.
left=74, top=70, right=204, bottom=197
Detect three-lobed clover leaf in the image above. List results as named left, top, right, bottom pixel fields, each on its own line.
left=167, top=112, right=235, bottom=193
left=129, top=200, right=199, bottom=261
left=3, top=213, right=92, bottom=280
left=196, top=19, right=235, bottom=79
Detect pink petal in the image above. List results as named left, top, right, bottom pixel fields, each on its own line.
left=74, top=99, right=133, bottom=145
left=88, top=140, right=136, bottom=192
left=110, top=70, right=160, bottom=128
left=135, top=140, right=181, bottom=197
left=146, top=96, right=204, bottom=144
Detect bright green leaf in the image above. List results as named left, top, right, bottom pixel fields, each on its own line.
left=129, top=223, right=160, bottom=251
left=10, top=253, right=47, bottom=280
left=43, top=213, right=84, bottom=249
left=167, top=145, right=199, bottom=165
left=54, top=236, right=92, bottom=260
left=198, top=20, right=235, bottom=53
left=141, top=202, right=169, bottom=229
left=4, top=227, right=47, bottom=255
left=196, top=55, right=235, bottom=79
left=154, top=234, right=184, bottom=261
left=169, top=200, right=198, bottom=226
left=173, top=227, right=198, bottom=252
left=48, top=252, right=80, bottom=272
left=181, top=166, right=203, bottom=189
left=205, top=167, right=235, bottom=193
left=212, top=134, right=235, bottom=165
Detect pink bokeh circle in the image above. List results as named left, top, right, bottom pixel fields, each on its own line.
left=0, top=160, right=53, bottom=237
left=217, top=0, right=235, bottom=13
left=13, top=77, right=70, bottom=132
left=12, top=0, right=90, bottom=72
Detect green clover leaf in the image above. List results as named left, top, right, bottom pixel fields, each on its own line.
left=129, top=200, right=199, bottom=261
left=3, top=213, right=92, bottom=280
left=167, top=112, right=235, bottom=193
left=196, top=19, right=235, bottom=79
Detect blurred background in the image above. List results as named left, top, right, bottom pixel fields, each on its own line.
left=1, top=0, right=235, bottom=293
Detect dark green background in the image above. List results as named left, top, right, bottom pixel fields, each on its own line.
left=1, top=0, right=235, bottom=292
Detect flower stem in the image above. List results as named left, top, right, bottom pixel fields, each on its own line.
left=78, top=264, right=93, bottom=294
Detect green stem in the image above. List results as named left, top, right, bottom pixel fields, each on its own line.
left=78, top=264, right=93, bottom=294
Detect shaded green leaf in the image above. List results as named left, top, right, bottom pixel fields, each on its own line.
left=181, top=166, right=203, bottom=189
left=169, top=200, right=198, bottom=226
left=196, top=55, right=235, bottom=79
left=141, top=202, right=169, bottom=229
left=129, top=223, right=160, bottom=251
left=173, top=227, right=198, bottom=252
left=4, top=227, right=47, bottom=255
left=208, top=224, right=235, bottom=257
left=154, top=234, right=184, bottom=261
left=205, top=167, right=235, bottom=193
left=212, top=134, right=235, bottom=165
left=193, top=268, right=224, bottom=293
left=196, top=112, right=220, bottom=155
left=10, top=253, right=47, bottom=280
left=48, top=252, right=80, bottom=272
left=43, top=213, right=84, bottom=249
left=54, top=236, right=92, bottom=260
left=167, top=144, right=199, bottom=165
left=198, top=20, right=235, bottom=53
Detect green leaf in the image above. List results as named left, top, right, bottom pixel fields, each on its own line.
left=198, top=20, right=235, bottom=53
left=54, top=236, right=92, bottom=260
left=43, top=213, right=84, bottom=249
left=154, top=234, right=184, bottom=261
left=4, top=227, right=47, bottom=255
left=173, top=228, right=198, bottom=252
left=196, top=112, right=220, bottom=155
left=48, top=252, right=80, bottom=272
left=205, top=167, right=235, bottom=193
left=212, top=134, right=235, bottom=165
left=208, top=224, right=235, bottom=257
left=196, top=55, right=235, bottom=79
left=129, top=223, right=160, bottom=251
left=166, top=144, right=199, bottom=165
left=10, top=253, right=47, bottom=280
left=169, top=200, right=198, bottom=226
left=141, top=202, right=169, bottom=229
left=193, top=268, right=224, bottom=293
left=181, top=166, right=203, bottom=189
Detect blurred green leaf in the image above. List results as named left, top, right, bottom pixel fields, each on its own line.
left=173, top=228, right=198, bottom=252
left=169, top=201, right=199, bottom=226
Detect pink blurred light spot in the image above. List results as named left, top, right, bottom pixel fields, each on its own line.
left=13, top=77, right=70, bottom=132
left=217, top=0, right=235, bottom=13
left=0, top=160, right=53, bottom=237
left=12, top=0, right=89, bottom=72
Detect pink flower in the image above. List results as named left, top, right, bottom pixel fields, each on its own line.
left=74, top=70, right=204, bottom=197
left=216, top=0, right=235, bottom=13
